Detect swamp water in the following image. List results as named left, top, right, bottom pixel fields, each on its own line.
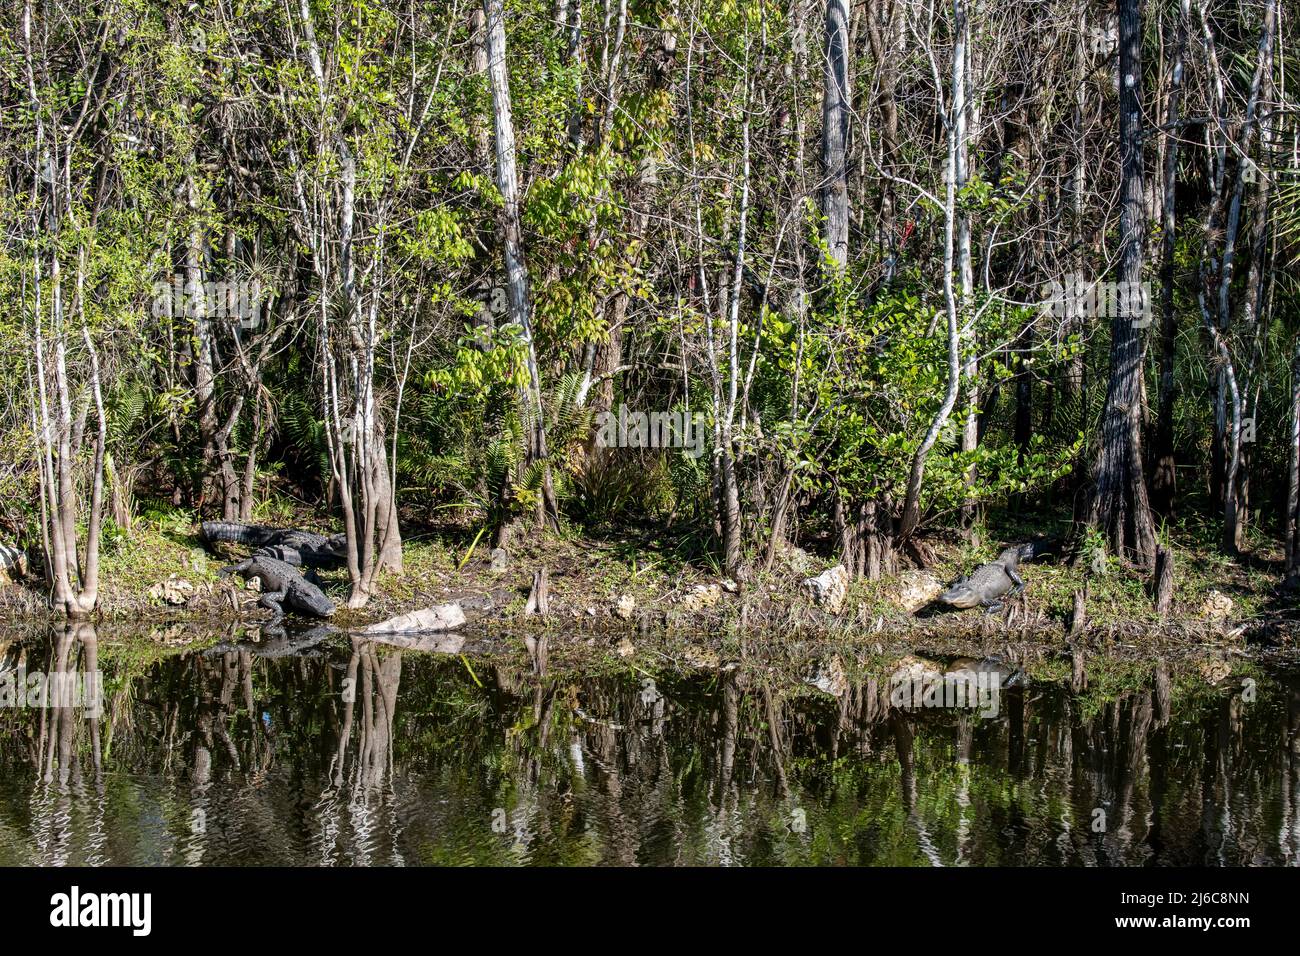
left=1, top=625, right=1298, bottom=866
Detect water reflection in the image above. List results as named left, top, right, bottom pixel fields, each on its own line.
left=1, top=625, right=1298, bottom=866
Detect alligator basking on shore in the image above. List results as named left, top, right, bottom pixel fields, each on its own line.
left=220, top=555, right=336, bottom=621
left=939, top=542, right=1039, bottom=613
left=201, top=521, right=347, bottom=569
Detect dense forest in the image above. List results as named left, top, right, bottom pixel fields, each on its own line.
left=1, top=0, right=1298, bottom=617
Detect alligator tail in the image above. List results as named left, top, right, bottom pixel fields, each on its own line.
left=254, top=545, right=302, bottom=566
left=201, top=521, right=274, bottom=546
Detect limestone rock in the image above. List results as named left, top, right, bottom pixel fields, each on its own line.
left=681, top=583, right=721, bottom=612
left=489, top=548, right=509, bottom=574
left=363, top=603, right=466, bottom=634
left=614, top=594, right=636, bottom=619
left=1199, top=589, right=1233, bottom=621
left=0, top=545, right=27, bottom=584
left=802, top=564, right=849, bottom=614
left=149, top=576, right=194, bottom=606
left=894, top=569, right=944, bottom=613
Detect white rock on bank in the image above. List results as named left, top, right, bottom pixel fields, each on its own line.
left=149, top=576, right=194, bottom=606
left=363, top=603, right=466, bottom=634
left=1199, top=590, right=1234, bottom=621
left=894, top=569, right=945, bottom=613
left=681, top=583, right=721, bottom=612
left=614, top=594, right=636, bottom=619
left=802, top=564, right=849, bottom=614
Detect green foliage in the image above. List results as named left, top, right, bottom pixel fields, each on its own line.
left=1, top=0, right=1295, bottom=602
left=280, top=391, right=330, bottom=487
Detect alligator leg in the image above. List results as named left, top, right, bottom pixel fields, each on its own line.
left=259, top=589, right=287, bottom=624
left=981, top=599, right=1004, bottom=614
left=1008, top=568, right=1025, bottom=596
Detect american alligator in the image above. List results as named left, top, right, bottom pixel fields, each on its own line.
left=221, top=555, right=336, bottom=621
left=939, top=543, right=1036, bottom=612
left=201, top=521, right=347, bottom=569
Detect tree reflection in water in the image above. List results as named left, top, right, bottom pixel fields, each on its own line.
left=0, top=627, right=1297, bottom=866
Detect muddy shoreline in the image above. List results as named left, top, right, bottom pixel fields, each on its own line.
left=2, top=522, right=1298, bottom=673
left=2, top=602, right=1295, bottom=695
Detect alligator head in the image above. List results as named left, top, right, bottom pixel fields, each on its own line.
left=298, top=590, right=337, bottom=617
left=938, top=581, right=985, bottom=609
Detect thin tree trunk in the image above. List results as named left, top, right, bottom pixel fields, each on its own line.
left=1196, top=0, right=1275, bottom=554
left=1232, top=0, right=1277, bottom=550
left=186, top=174, right=220, bottom=510
left=952, top=0, right=979, bottom=527
left=821, top=0, right=851, bottom=270
left=484, top=0, right=560, bottom=534
left=897, top=0, right=964, bottom=543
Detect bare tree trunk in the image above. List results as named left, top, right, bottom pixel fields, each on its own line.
left=22, top=1, right=105, bottom=617
left=75, top=322, right=107, bottom=614
left=239, top=393, right=262, bottom=522
left=717, top=112, right=750, bottom=577
left=864, top=0, right=900, bottom=266
left=1153, top=545, right=1174, bottom=617
left=484, top=0, right=560, bottom=534
left=1151, top=0, right=1190, bottom=516
left=1195, top=0, right=1275, bottom=555
left=562, top=0, right=584, bottom=150
left=821, top=0, right=851, bottom=269
left=1232, top=1, right=1277, bottom=550
left=186, top=174, right=220, bottom=510
left=214, top=393, right=245, bottom=521
left=1088, top=0, right=1157, bottom=569
left=764, top=467, right=796, bottom=571
left=952, top=0, right=979, bottom=528
left=289, top=0, right=405, bottom=607
left=897, top=0, right=964, bottom=543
